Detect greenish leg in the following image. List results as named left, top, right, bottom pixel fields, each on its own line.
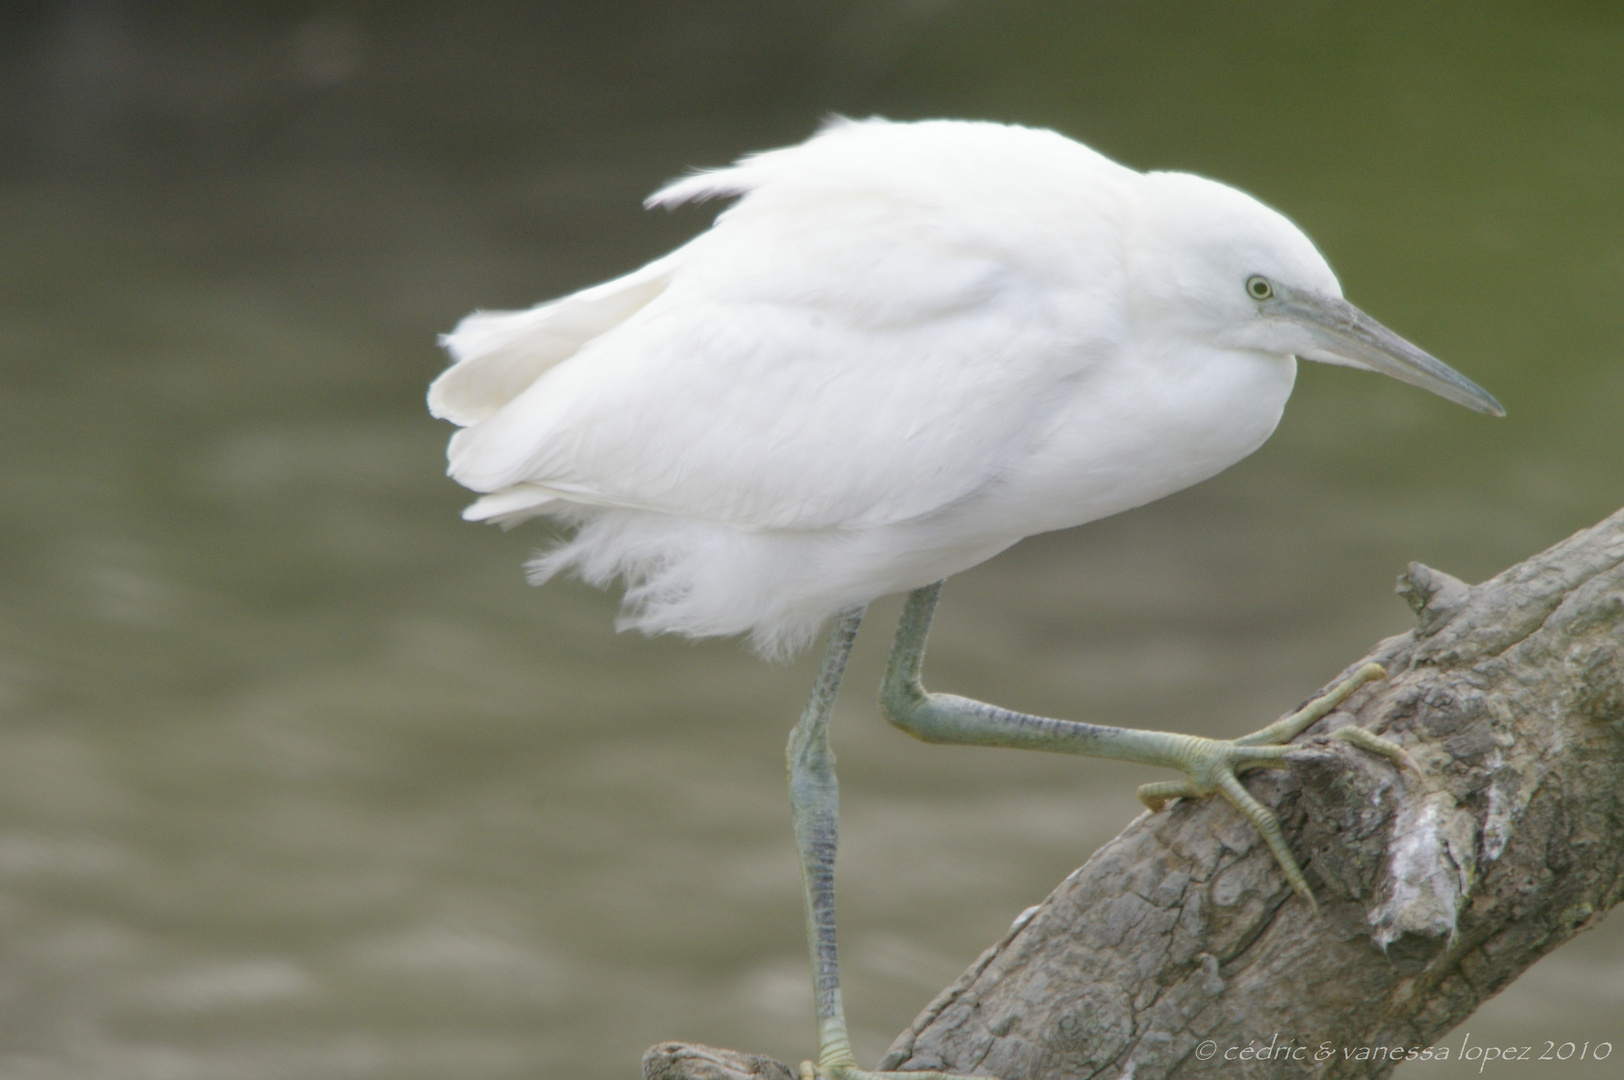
left=880, top=582, right=1409, bottom=911
left=788, top=607, right=1003, bottom=1080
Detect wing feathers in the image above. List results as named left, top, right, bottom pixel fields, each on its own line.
left=441, top=117, right=1130, bottom=533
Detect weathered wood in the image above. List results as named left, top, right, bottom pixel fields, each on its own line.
left=643, top=1042, right=798, bottom=1080
left=648, top=506, right=1624, bottom=1080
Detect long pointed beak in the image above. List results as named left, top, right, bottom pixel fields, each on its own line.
left=1271, top=286, right=1505, bottom=417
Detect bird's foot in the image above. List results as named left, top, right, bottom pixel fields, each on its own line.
left=801, top=1061, right=1000, bottom=1080
left=1135, top=662, right=1411, bottom=910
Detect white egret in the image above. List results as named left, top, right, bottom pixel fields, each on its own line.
left=429, top=118, right=1502, bottom=1080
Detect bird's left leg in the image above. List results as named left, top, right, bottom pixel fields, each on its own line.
left=880, top=582, right=1411, bottom=909
left=788, top=607, right=1003, bottom=1080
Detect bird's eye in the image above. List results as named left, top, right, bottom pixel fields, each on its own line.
left=1245, top=275, right=1275, bottom=301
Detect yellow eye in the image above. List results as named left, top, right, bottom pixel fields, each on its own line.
left=1246, top=275, right=1274, bottom=300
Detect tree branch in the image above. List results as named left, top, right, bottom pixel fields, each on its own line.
left=646, top=506, right=1624, bottom=1080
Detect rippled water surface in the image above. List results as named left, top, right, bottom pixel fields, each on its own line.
left=1, top=4, right=1621, bottom=1078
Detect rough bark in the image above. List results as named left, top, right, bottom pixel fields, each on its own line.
left=647, top=506, right=1624, bottom=1080
left=643, top=1043, right=797, bottom=1080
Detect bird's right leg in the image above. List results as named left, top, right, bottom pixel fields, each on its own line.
left=788, top=607, right=1001, bottom=1080
left=879, top=581, right=1407, bottom=909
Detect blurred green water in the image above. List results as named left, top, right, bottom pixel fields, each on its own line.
left=0, top=3, right=1620, bottom=1078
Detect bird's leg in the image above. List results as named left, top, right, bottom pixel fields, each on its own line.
left=787, top=607, right=862, bottom=1079
left=787, top=607, right=1001, bottom=1080
left=881, top=582, right=1408, bottom=909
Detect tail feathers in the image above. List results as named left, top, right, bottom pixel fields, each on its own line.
left=429, top=257, right=676, bottom=426
left=460, top=484, right=560, bottom=529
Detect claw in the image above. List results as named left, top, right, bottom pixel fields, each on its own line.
left=1332, top=724, right=1420, bottom=774
left=1138, top=663, right=1403, bottom=910
left=1137, top=778, right=1197, bottom=812
left=1214, top=768, right=1318, bottom=912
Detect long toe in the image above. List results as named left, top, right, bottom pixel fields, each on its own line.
left=1143, top=666, right=1400, bottom=909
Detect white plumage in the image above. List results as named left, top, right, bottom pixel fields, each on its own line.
left=430, top=117, right=1498, bottom=657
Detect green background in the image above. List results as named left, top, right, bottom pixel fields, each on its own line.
left=0, top=3, right=1619, bottom=1077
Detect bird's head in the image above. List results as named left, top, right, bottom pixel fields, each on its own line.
left=1127, top=170, right=1503, bottom=416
